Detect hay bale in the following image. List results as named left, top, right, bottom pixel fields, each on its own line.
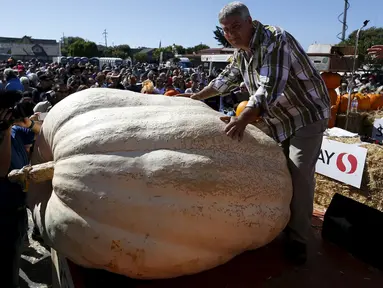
left=315, top=137, right=383, bottom=212
left=336, top=113, right=365, bottom=134
left=336, top=110, right=383, bottom=136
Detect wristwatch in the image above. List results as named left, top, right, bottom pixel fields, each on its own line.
left=28, top=120, right=35, bottom=130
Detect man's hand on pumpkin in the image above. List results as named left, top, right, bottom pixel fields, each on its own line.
left=220, top=116, right=248, bottom=142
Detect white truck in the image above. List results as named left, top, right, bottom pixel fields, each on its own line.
left=201, top=53, right=233, bottom=75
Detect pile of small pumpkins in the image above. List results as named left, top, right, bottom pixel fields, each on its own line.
left=321, top=72, right=383, bottom=128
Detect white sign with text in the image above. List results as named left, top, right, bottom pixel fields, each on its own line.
left=315, top=139, right=367, bottom=188
left=372, top=118, right=383, bottom=141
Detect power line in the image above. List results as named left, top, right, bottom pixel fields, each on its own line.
left=337, top=0, right=350, bottom=42
left=102, top=29, right=108, bottom=47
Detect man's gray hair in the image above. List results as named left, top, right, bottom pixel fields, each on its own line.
left=20, top=76, right=30, bottom=85
left=218, top=2, right=251, bottom=23
left=3, top=68, right=17, bottom=80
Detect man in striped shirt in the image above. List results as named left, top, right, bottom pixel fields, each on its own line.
left=186, top=2, right=330, bottom=264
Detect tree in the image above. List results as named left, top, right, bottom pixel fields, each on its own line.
left=185, top=44, right=210, bottom=54
left=338, top=27, right=383, bottom=64
left=134, top=52, right=148, bottom=63
left=68, top=39, right=99, bottom=57
left=193, top=44, right=210, bottom=52
left=110, top=45, right=132, bottom=59
left=98, top=46, right=113, bottom=57
left=61, top=36, right=86, bottom=56
left=153, top=46, right=174, bottom=61
left=213, top=26, right=231, bottom=48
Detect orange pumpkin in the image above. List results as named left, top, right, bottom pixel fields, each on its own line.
left=328, top=105, right=339, bottom=128
left=321, top=72, right=341, bottom=89
left=356, top=94, right=371, bottom=111
left=339, top=94, right=351, bottom=113
left=339, top=93, right=371, bottom=113
left=164, top=89, right=179, bottom=96
left=368, top=93, right=383, bottom=110
left=236, top=101, right=248, bottom=116
left=327, top=89, right=339, bottom=106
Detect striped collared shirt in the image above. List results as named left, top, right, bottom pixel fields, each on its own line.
left=209, top=21, right=330, bottom=142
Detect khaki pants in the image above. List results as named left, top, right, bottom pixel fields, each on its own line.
left=281, top=119, right=327, bottom=244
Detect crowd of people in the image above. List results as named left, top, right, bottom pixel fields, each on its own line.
left=1, top=54, right=382, bottom=122
left=338, top=72, right=383, bottom=95
left=0, top=57, right=251, bottom=119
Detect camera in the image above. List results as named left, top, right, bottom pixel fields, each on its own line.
left=0, top=90, right=35, bottom=131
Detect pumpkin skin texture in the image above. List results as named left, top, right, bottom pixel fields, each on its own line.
left=357, top=94, right=371, bottom=111
left=28, top=89, right=292, bottom=279
left=369, top=93, right=383, bottom=110
left=339, top=94, right=350, bottom=113
left=236, top=100, right=248, bottom=116
left=328, top=101, right=340, bottom=128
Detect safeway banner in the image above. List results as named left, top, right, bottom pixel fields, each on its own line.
left=315, top=138, right=367, bottom=188
left=372, top=118, right=383, bottom=141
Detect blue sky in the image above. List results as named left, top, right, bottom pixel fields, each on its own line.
left=3, top=0, right=382, bottom=50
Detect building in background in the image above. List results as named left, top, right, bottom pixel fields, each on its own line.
left=0, top=36, right=60, bottom=62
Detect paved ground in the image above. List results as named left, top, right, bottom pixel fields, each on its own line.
left=19, top=210, right=52, bottom=288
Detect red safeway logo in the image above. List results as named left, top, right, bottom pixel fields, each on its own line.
left=336, top=153, right=358, bottom=174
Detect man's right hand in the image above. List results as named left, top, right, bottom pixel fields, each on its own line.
left=178, top=86, right=219, bottom=101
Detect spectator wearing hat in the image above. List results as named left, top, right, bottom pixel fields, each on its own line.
left=17, top=65, right=26, bottom=77
left=3, top=69, right=23, bottom=92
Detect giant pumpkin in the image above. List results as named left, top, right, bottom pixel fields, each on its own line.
left=24, top=89, right=292, bottom=279
left=321, top=72, right=341, bottom=89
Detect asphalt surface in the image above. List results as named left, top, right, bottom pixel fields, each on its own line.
left=20, top=209, right=52, bottom=288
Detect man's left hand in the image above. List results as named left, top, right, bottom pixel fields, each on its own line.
left=220, top=116, right=248, bottom=142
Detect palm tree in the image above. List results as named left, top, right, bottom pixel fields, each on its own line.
left=213, top=26, right=232, bottom=48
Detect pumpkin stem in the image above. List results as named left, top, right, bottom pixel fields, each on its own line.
left=8, top=161, right=55, bottom=188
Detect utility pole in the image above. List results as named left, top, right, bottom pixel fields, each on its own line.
left=341, top=0, right=349, bottom=41
left=102, top=29, right=108, bottom=47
